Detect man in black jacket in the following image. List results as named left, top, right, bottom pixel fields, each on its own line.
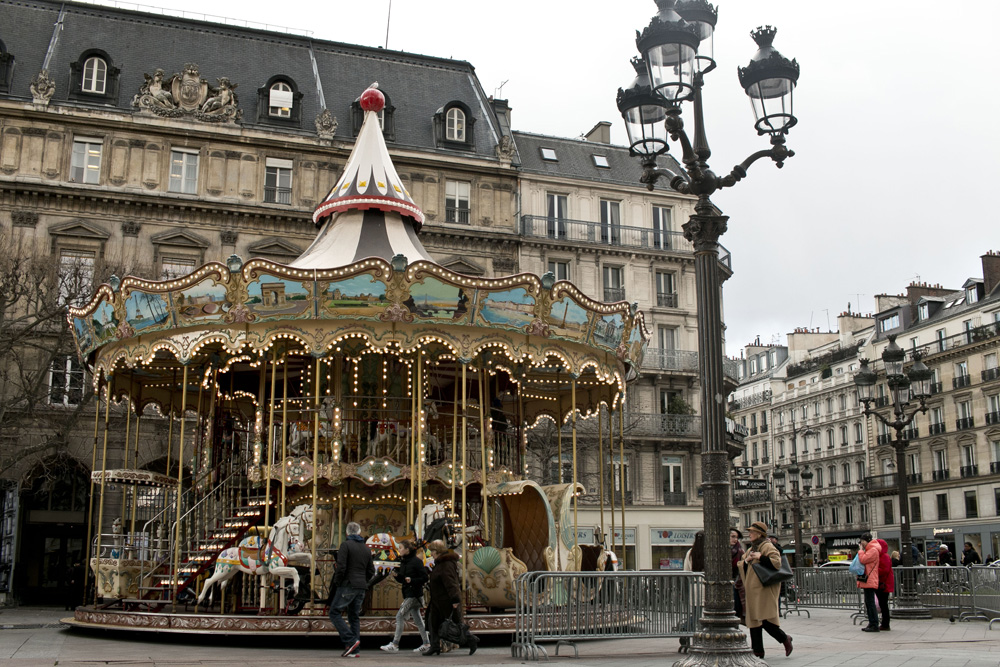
left=962, top=542, right=982, bottom=566
left=330, top=521, right=375, bottom=657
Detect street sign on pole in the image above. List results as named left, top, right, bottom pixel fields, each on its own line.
left=734, top=478, right=767, bottom=490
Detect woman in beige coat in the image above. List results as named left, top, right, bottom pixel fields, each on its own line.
left=739, top=521, right=793, bottom=659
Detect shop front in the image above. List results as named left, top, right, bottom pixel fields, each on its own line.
left=650, top=528, right=699, bottom=570
left=821, top=531, right=865, bottom=563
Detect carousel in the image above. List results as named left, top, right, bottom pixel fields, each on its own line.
left=63, top=85, right=648, bottom=635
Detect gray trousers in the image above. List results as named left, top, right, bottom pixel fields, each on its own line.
left=393, top=596, right=429, bottom=645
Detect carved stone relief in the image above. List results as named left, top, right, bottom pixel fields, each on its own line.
left=314, top=109, right=338, bottom=139
left=12, top=210, right=39, bottom=228
left=132, top=64, right=241, bottom=123
left=121, top=220, right=141, bottom=237
left=30, top=70, right=55, bottom=105
left=220, top=229, right=238, bottom=245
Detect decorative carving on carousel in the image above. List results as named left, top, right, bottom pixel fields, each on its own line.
left=132, top=64, right=241, bottom=123
left=91, top=469, right=178, bottom=487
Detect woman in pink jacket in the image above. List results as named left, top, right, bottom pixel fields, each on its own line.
left=875, top=538, right=894, bottom=631
left=856, top=533, right=881, bottom=632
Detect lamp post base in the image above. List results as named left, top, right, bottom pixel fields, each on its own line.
left=673, top=629, right=765, bottom=667
left=890, top=604, right=932, bottom=620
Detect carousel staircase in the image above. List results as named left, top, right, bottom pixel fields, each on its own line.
left=132, top=472, right=268, bottom=606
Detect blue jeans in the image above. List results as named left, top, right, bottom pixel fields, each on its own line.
left=330, top=586, right=366, bottom=647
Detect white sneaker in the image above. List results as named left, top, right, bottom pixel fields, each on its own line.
left=380, top=642, right=399, bottom=652
left=415, top=644, right=432, bottom=653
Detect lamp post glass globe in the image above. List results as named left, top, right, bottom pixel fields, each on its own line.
left=636, top=0, right=700, bottom=103
left=854, top=359, right=877, bottom=403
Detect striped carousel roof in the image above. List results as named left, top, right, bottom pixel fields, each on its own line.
left=292, top=83, right=433, bottom=269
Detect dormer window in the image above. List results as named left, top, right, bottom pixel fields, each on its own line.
left=878, top=313, right=899, bottom=332
left=82, top=56, right=106, bottom=93
left=433, top=101, right=475, bottom=149
left=352, top=90, right=395, bottom=140
left=69, top=50, right=120, bottom=103
left=541, top=148, right=558, bottom=161
left=257, top=76, right=303, bottom=125
left=0, top=40, right=14, bottom=93
left=967, top=286, right=979, bottom=304
left=593, top=155, right=610, bottom=168
left=918, top=303, right=929, bottom=320
left=446, top=107, right=465, bottom=141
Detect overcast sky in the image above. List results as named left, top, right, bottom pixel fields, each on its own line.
left=87, top=0, right=1000, bottom=356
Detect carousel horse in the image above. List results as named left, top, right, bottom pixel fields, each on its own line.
left=415, top=503, right=462, bottom=550
left=196, top=504, right=313, bottom=606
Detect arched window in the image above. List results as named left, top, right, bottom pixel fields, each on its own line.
left=82, top=56, right=107, bottom=94
left=269, top=81, right=293, bottom=117
left=446, top=106, right=466, bottom=141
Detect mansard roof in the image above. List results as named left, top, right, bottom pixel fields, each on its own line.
left=0, top=0, right=503, bottom=158
left=512, top=130, right=685, bottom=192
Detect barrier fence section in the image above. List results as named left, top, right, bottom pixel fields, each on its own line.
left=894, top=566, right=972, bottom=620
left=511, top=571, right=704, bottom=661
left=967, top=566, right=1000, bottom=628
left=791, top=567, right=864, bottom=622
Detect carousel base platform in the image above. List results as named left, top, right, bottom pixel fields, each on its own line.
left=63, top=606, right=515, bottom=636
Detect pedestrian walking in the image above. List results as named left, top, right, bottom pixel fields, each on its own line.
left=856, top=533, right=881, bottom=632
left=423, top=539, right=478, bottom=656
left=730, top=528, right=746, bottom=626
left=875, top=538, right=894, bottom=631
left=738, top=521, right=793, bottom=659
left=890, top=551, right=900, bottom=568
left=937, top=544, right=956, bottom=567
left=381, top=539, right=431, bottom=654
left=329, top=522, right=375, bottom=658
left=961, top=542, right=981, bottom=566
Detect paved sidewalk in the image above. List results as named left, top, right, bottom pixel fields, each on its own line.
left=0, top=606, right=995, bottom=665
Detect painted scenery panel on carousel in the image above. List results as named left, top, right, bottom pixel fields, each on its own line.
left=406, top=277, right=473, bottom=323
left=319, top=274, right=390, bottom=320
left=73, top=315, right=96, bottom=356
left=628, top=323, right=647, bottom=366
left=247, top=274, right=313, bottom=322
left=171, top=278, right=229, bottom=325
left=124, top=290, right=173, bottom=336
left=476, top=287, right=537, bottom=333
left=91, top=300, right=119, bottom=345
left=591, top=312, right=626, bottom=351
left=544, top=295, right=592, bottom=341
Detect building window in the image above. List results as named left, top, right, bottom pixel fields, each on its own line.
left=965, top=491, right=978, bottom=519
left=168, top=150, right=199, bottom=194
left=845, top=505, right=854, bottom=524
left=592, top=155, right=610, bottom=168
left=750, top=359, right=758, bottom=374
left=71, top=138, right=103, bottom=184
left=603, top=266, right=624, bottom=302
left=817, top=507, right=825, bottom=525
left=879, top=313, right=899, bottom=332
left=842, top=463, right=851, bottom=484
left=657, top=326, right=676, bottom=352
left=883, top=499, right=893, bottom=524
left=827, top=429, right=835, bottom=448
left=831, top=506, right=839, bottom=525
left=936, top=328, right=947, bottom=352
left=49, top=355, right=85, bottom=406
left=856, top=460, right=865, bottom=482
left=82, top=56, right=107, bottom=93
left=937, top=493, right=949, bottom=520
left=264, top=158, right=293, bottom=204
left=546, top=193, right=567, bottom=238
left=910, top=496, right=922, bottom=522
left=446, top=107, right=465, bottom=141
left=778, top=439, right=785, bottom=458
left=540, top=147, right=557, bottom=161
left=839, top=425, right=848, bottom=446
left=860, top=503, right=868, bottom=523
left=828, top=466, right=836, bottom=486
left=160, top=257, right=196, bottom=281
left=612, top=454, right=631, bottom=493
left=600, top=199, right=621, bottom=244
left=967, top=286, right=979, bottom=304
left=58, top=249, right=95, bottom=307
left=269, top=81, right=293, bottom=117
left=546, top=260, right=569, bottom=281
left=918, top=303, right=929, bottom=320
left=655, top=271, right=676, bottom=307
left=548, top=454, right=572, bottom=485
left=662, top=455, right=683, bottom=498
left=351, top=90, right=395, bottom=139
left=652, top=206, right=672, bottom=249
left=854, top=422, right=864, bottom=444
left=445, top=180, right=471, bottom=224
left=814, top=467, right=823, bottom=487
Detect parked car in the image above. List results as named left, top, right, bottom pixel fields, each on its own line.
left=818, top=561, right=851, bottom=568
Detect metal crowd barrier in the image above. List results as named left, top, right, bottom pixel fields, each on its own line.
left=511, top=571, right=704, bottom=661
left=894, top=566, right=972, bottom=620
left=791, top=568, right=865, bottom=622
left=964, top=566, right=1000, bottom=627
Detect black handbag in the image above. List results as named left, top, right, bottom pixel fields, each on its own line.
left=439, top=609, right=470, bottom=646
left=752, top=554, right=794, bottom=587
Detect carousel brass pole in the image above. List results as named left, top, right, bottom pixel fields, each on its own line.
left=556, top=370, right=563, bottom=484
left=311, top=356, right=321, bottom=610
left=265, top=348, right=278, bottom=529
left=477, top=360, right=488, bottom=542
left=281, top=355, right=289, bottom=518
left=416, top=351, right=423, bottom=522
left=128, top=385, right=143, bottom=551
left=119, top=373, right=133, bottom=545
left=83, top=377, right=104, bottom=608
left=171, top=364, right=189, bottom=610
left=93, top=373, right=113, bottom=606
left=166, top=369, right=176, bottom=477
left=571, top=375, right=578, bottom=547
left=618, top=403, right=626, bottom=570
left=450, top=370, right=458, bottom=510
left=598, top=403, right=605, bottom=546
left=609, top=403, right=615, bottom=563
left=460, top=360, right=468, bottom=591
left=408, top=365, right=416, bottom=531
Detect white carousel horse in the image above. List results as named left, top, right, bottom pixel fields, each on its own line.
left=196, top=504, right=313, bottom=606
left=415, top=503, right=467, bottom=551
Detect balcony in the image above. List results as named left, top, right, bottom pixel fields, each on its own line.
left=987, top=411, right=1000, bottom=425
left=912, top=322, right=1000, bottom=358
left=874, top=396, right=890, bottom=408
left=751, top=459, right=759, bottom=466
left=932, top=469, right=950, bottom=482
left=960, top=464, right=979, bottom=478
left=903, top=427, right=919, bottom=440
left=983, top=367, right=1000, bottom=382
left=628, top=413, right=700, bottom=438
left=663, top=491, right=687, bottom=506
left=877, top=433, right=892, bottom=445
left=956, top=416, right=975, bottom=431
left=733, top=490, right=770, bottom=507
left=263, top=186, right=292, bottom=205
left=445, top=207, right=470, bottom=224
left=604, top=287, right=625, bottom=302
left=953, top=374, right=972, bottom=389
left=928, top=422, right=947, bottom=435
left=520, top=215, right=733, bottom=268
left=761, top=424, right=769, bottom=433
left=992, top=461, right=1000, bottom=474
left=729, top=390, right=771, bottom=411
left=750, top=427, right=758, bottom=435
left=907, top=472, right=923, bottom=485
left=641, top=349, right=699, bottom=373
left=930, top=381, right=943, bottom=395
left=656, top=292, right=678, bottom=308
left=864, top=473, right=897, bottom=493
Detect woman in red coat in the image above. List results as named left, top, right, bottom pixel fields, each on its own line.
left=875, top=538, right=894, bottom=631
left=856, top=533, right=881, bottom=632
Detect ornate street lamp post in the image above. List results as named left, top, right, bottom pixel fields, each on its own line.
left=617, top=2, right=800, bottom=664
left=854, top=335, right=933, bottom=619
left=773, top=456, right=812, bottom=568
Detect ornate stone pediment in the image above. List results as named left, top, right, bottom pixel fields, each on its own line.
left=132, top=64, right=241, bottom=123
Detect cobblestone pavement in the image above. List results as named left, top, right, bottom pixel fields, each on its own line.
left=0, top=606, right=996, bottom=666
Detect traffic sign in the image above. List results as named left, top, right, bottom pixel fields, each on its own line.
left=734, top=478, right=767, bottom=490
left=811, top=535, right=820, bottom=545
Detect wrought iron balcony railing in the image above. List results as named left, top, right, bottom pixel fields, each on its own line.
left=663, top=491, right=687, bottom=506
left=656, top=292, right=678, bottom=307
left=603, top=287, right=625, bottom=302
left=929, top=422, right=947, bottom=435
left=991, top=461, right=1000, bottom=474
left=956, top=416, right=975, bottom=431
left=986, top=411, right=1000, bottom=425
left=953, top=374, right=972, bottom=389
left=960, top=465, right=979, bottom=478
left=864, top=473, right=897, bottom=491
left=519, top=215, right=732, bottom=269
left=932, top=469, right=950, bottom=482
left=982, top=367, right=1000, bottom=382
left=641, top=349, right=699, bottom=373
left=906, top=472, right=923, bottom=485
left=930, top=382, right=942, bottom=395
left=263, top=186, right=292, bottom=205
